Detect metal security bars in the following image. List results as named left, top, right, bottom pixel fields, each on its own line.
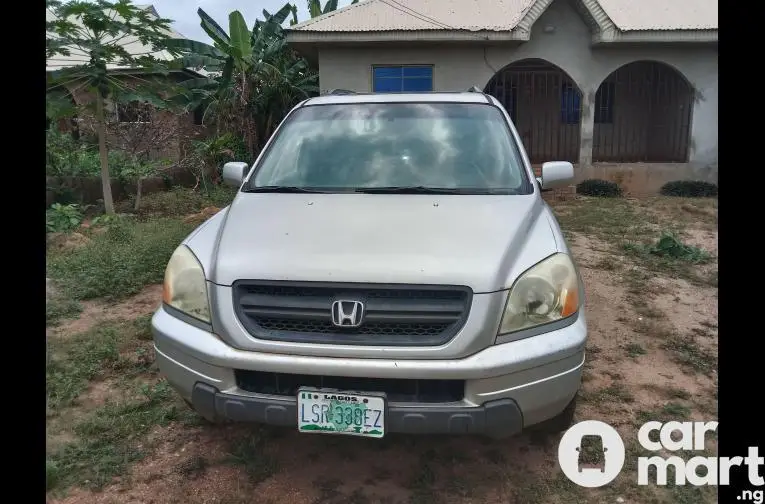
left=485, top=59, right=582, bottom=163
left=592, top=61, right=693, bottom=163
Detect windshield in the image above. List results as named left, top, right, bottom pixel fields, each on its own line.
left=247, top=102, right=532, bottom=194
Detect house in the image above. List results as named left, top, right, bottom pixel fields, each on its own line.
left=286, top=0, right=718, bottom=193
left=46, top=4, right=205, bottom=163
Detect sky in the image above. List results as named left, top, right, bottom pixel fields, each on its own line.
left=151, top=0, right=357, bottom=42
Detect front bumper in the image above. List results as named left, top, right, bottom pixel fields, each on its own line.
left=152, top=305, right=587, bottom=437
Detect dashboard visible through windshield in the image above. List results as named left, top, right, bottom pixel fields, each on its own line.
left=247, top=102, right=533, bottom=195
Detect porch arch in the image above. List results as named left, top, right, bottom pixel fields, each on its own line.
left=484, top=58, right=582, bottom=163
left=592, top=61, right=693, bottom=163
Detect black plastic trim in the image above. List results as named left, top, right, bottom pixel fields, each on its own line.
left=191, top=382, right=523, bottom=438
left=232, top=280, right=473, bottom=347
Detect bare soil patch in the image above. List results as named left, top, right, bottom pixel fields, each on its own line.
left=47, top=284, right=162, bottom=339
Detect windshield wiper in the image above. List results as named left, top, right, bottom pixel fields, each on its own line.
left=244, top=185, right=329, bottom=193
left=355, top=186, right=463, bottom=194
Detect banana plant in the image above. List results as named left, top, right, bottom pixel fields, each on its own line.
left=308, top=0, right=359, bottom=18
left=167, top=3, right=318, bottom=156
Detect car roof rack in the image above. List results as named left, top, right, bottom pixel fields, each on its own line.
left=322, top=88, right=357, bottom=96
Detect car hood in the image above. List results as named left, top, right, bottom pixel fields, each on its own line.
left=208, top=193, right=558, bottom=293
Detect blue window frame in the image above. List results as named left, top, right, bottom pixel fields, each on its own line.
left=560, top=83, right=581, bottom=124
left=373, top=65, right=433, bottom=93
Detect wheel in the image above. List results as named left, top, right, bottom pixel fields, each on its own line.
left=529, top=395, right=578, bottom=436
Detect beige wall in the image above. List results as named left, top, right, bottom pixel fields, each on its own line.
left=315, top=0, right=718, bottom=173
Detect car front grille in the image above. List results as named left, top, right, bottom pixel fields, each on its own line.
left=232, top=281, right=472, bottom=346
left=235, top=370, right=465, bottom=403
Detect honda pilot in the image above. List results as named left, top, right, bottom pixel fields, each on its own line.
left=152, top=89, right=587, bottom=439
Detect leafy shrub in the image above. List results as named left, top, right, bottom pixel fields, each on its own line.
left=47, top=217, right=196, bottom=300
left=46, top=203, right=84, bottom=233
left=647, top=232, right=710, bottom=263
left=659, top=180, right=718, bottom=198
left=576, top=179, right=623, bottom=198
left=46, top=129, right=139, bottom=179
left=120, top=186, right=237, bottom=218
left=625, top=232, right=710, bottom=264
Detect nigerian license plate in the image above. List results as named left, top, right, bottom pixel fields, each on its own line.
left=297, top=388, right=385, bottom=438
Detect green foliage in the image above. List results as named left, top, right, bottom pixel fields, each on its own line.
left=575, top=179, right=623, bottom=197
left=646, top=232, right=710, bottom=263
left=47, top=217, right=196, bottom=300
left=46, top=381, right=183, bottom=491
left=660, top=180, right=718, bottom=198
left=625, top=232, right=710, bottom=264
left=307, top=0, right=358, bottom=18
left=120, top=186, right=235, bottom=217
left=46, top=295, right=82, bottom=326
left=46, top=0, right=176, bottom=96
left=46, top=129, right=146, bottom=179
left=46, top=324, right=123, bottom=412
left=47, top=0, right=181, bottom=214
left=168, top=4, right=318, bottom=155
left=46, top=203, right=84, bottom=233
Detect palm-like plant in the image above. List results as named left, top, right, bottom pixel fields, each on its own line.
left=46, top=0, right=176, bottom=214
left=308, top=0, right=359, bottom=18
left=168, top=4, right=318, bottom=158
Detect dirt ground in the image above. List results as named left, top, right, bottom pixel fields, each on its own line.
left=46, top=196, right=718, bottom=504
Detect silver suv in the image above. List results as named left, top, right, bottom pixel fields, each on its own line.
left=152, top=90, right=587, bottom=439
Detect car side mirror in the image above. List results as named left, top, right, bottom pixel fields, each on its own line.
left=222, top=161, right=249, bottom=187
left=537, top=161, right=574, bottom=190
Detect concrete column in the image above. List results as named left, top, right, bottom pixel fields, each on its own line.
left=578, top=89, right=596, bottom=168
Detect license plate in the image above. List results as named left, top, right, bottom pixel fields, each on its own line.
left=297, top=388, right=385, bottom=438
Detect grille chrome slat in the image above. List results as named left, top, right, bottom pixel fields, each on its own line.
left=232, top=281, right=472, bottom=346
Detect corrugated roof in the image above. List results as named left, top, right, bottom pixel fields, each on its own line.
left=46, top=4, right=189, bottom=73
left=596, top=0, right=717, bottom=31
left=289, top=0, right=718, bottom=33
left=290, top=0, right=538, bottom=32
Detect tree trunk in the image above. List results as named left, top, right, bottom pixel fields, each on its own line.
left=134, top=178, right=143, bottom=212
left=95, top=94, right=115, bottom=214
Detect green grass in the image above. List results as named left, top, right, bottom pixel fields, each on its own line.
left=225, top=429, right=279, bottom=484
left=624, top=232, right=711, bottom=264
left=119, top=186, right=237, bottom=218
left=46, top=319, right=154, bottom=413
left=661, top=335, right=717, bottom=376
left=46, top=294, right=82, bottom=326
left=46, top=381, right=187, bottom=492
left=47, top=217, right=196, bottom=301
left=581, top=383, right=635, bottom=405
left=552, top=197, right=716, bottom=285
left=625, top=343, right=647, bottom=358
left=635, top=401, right=692, bottom=425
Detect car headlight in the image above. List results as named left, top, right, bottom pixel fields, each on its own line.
left=498, top=253, right=581, bottom=335
left=162, top=245, right=210, bottom=323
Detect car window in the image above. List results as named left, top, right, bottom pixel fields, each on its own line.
left=248, top=102, right=532, bottom=194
